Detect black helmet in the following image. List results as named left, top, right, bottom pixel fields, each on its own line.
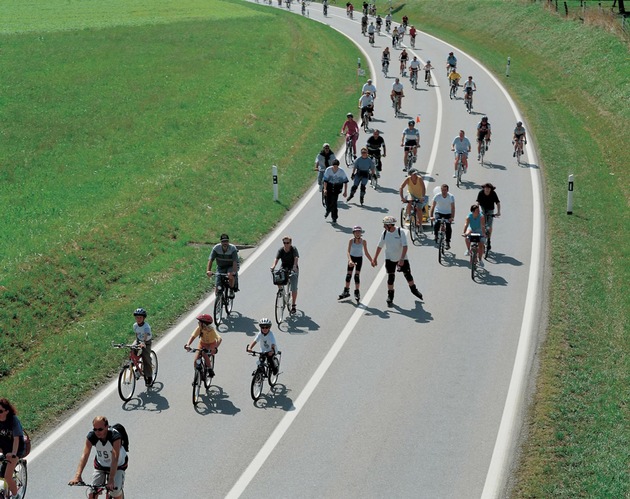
left=133, top=308, right=147, bottom=317
left=408, top=120, right=415, bottom=126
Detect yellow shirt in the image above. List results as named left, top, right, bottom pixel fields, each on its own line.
left=407, top=177, right=425, bottom=198
left=191, top=324, right=221, bottom=345
left=449, top=71, right=461, bottom=81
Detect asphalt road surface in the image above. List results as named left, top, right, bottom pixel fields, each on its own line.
left=27, top=3, right=544, bottom=498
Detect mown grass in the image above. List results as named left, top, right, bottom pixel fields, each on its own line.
left=0, top=1, right=362, bottom=431
left=376, top=0, right=629, bottom=496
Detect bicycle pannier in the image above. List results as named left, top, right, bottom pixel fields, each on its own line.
left=272, top=269, right=288, bottom=285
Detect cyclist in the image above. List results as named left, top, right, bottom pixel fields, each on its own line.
left=362, top=0, right=368, bottom=15
left=371, top=216, right=424, bottom=306
left=69, top=416, right=127, bottom=498
left=385, top=13, right=392, bottom=32
left=446, top=51, right=457, bottom=74
left=381, top=47, right=391, bottom=73
left=430, top=184, right=455, bottom=250
left=314, top=143, right=336, bottom=192
left=0, top=399, right=26, bottom=499
left=132, top=308, right=153, bottom=387
left=451, top=129, right=472, bottom=176
left=361, top=14, right=368, bottom=35
left=365, top=129, right=386, bottom=175
left=409, top=25, right=417, bottom=45
left=391, top=77, right=404, bottom=110
left=246, top=318, right=279, bottom=375
left=339, top=226, right=373, bottom=302
left=207, top=233, right=239, bottom=298
left=476, top=116, right=491, bottom=160
left=367, top=22, right=376, bottom=43
left=423, top=60, right=434, bottom=83
left=399, top=168, right=427, bottom=222
left=448, top=68, right=461, bottom=94
left=476, top=183, right=501, bottom=249
left=341, top=112, right=360, bottom=159
left=401, top=120, right=420, bottom=171
left=462, top=204, right=486, bottom=266
left=369, top=1, right=376, bottom=15
left=270, top=236, right=299, bottom=315
left=346, top=2, right=354, bottom=17
left=358, top=91, right=374, bottom=127
left=463, top=76, right=476, bottom=109
left=391, top=26, right=399, bottom=48
left=322, top=0, right=328, bottom=15
left=513, top=121, right=527, bottom=157
left=375, top=15, right=383, bottom=32
left=397, top=23, right=406, bottom=43
left=323, top=159, right=349, bottom=224
left=361, top=79, right=377, bottom=100
left=409, top=56, right=421, bottom=84
left=347, top=147, right=376, bottom=205
left=184, top=314, right=222, bottom=378
left=402, top=15, right=409, bottom=28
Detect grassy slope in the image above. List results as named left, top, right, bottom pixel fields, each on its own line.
left=0, top=1, right=362, bottom=430
left=377, top=0, right=629, bottom=496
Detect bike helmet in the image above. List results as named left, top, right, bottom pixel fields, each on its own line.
left=481, top=115, right=488, bottom=121
left=347, top=112, right=354, bottom=118
left=196, top=314, right=213, bottom=325
left=449, top=52, right=454, bottom=55
left=133, top=308, right=147, bottom=317
left=382, top=215, right=397, bottom=225
left=408, top=120, right=415, bottom=126
left=517, top=121, right=522, bottom=126
left=427, top=60, right=431, bottom=63
left=408, top=168, right=419, bottom=176
left=352, top=225, right=363, bottom=232
left=259, top=318, right=272, bottom=327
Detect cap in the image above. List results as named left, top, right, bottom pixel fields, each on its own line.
left=220, top=234, right=229, bottom=242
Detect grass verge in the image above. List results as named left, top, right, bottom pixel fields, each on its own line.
left=0, top=1, right=363, bottom=432
left=376, top=0, right=629, bottom=496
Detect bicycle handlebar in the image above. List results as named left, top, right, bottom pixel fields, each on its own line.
left=186, top=347, right=212, bottom=354
left=112, top=342, right=139, bottom=349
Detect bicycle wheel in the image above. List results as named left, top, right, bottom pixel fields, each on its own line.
left=250, top=370, right=264, bottom=401
left=192, top=369, right=201, bottom=406
left=400, top=207, right=407, bottom=229
left=213, top=292, right=224, bottom=325
left=225, top=292, right=234, bottom=316
left=275, top=288, right=286, bottom=325
left=456, top=165, right=462, bottom=188
left=321, top=187, right=326, bottom=207
left=117, top=365, right=136, bottom=401
left=438, top=232, right=444, bottom=264
left=471, top=251, right=477, bottom=280
left=14, top=460, right=27, bottom=498
left=485, top=235, right=491, bottom=259
left=268, top=359, right=279, bottom=388
left=149, top=350, right=158, bottom=384
left=409, top=212, right=418, bottom=243
left=363, top=113, right=369, bottom=133
left=450, top=84, right=455, bottom=99
left=370, top=172, right=377, bottom=189
left=204, top=355, right=215, bottom=389
left=345, top=143, right=353, bottom=166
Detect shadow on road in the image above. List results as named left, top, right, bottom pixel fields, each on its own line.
left=255, top=383, right=294, bottom=411
left=195, top=386, right=241, bottom=416
left=122, top=382, right=170, bottom=413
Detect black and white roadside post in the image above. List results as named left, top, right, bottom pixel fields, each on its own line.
left=506, top=56, right=511, bottom=77
left=272, top=165, right=279, bottom=202
left=567, top=174, right=574, bottom=215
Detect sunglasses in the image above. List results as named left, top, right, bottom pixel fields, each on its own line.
left=261, top=326, right=271, bottom=329
left=0, top=408, right=8, bottom=414
left=283, top=241, right=291, bottom=244
left=93, top=427, right=107, bottom=432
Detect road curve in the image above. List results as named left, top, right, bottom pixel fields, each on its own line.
left=28, top=3, right=544, bottom=498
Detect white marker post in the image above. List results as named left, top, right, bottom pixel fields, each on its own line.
left=567, top=174, right=574, bottom=214
left=506, top=56, right=511, bottom=77
left=272, top=165, right=279, bottom=202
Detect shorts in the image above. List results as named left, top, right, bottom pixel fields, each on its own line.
left=348, top=255, right=363, bottom=272
left=280, top=267, right=299, bottom=291
left=385, top=259, right=410, bottom=274
left=404, top=140, right=418, bottom=150
left=92, top=467, right=125, bottom=498
left=477, top=132, right=489, bottom=142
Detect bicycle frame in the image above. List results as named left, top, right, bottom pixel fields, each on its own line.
left=213, top=272, right=234, bottom=325
left=0, top=455, right=27, bottom=499
left=456, top=152, right=465, bottom=187
left=273, top=269, right=295, bottom=325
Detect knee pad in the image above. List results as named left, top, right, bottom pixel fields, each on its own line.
left=354, top=274, right=360, bottom=284
left=387, top=273, right=396, bottom=285
left=345, top=272, right=353, bottom=282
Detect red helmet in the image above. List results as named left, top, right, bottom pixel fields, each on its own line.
left=196, top=314, right=213, bottom=325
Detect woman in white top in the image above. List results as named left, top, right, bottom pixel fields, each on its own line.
left=338, top=226, right=373, bottom=303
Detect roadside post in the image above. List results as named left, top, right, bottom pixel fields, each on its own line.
left=506, top=56, right=511, bottom=77
left=567, top=174, right=574, bottom=214
left=272, top=165, right=279, bottom=201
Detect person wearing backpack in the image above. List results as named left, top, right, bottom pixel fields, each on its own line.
left=371, top=216, right=423, bottom=306
left=69, top=416, right=128, bottom=498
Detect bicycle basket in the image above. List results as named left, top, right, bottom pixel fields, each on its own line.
left=469, top=233, right=481, bottom=243
left=272, top=269, right=288, bottom=285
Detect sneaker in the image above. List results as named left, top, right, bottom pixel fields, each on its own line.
left=478, top=259, right=484, bottom=268
left=332, top=219, right=337, bottom=224
left=452, top=173, right=456, bottom=178
left=386, top=297, right=393, bottom=306
left=477, top=154, right=481, bottom=161
left=290, top=304, right=297, bottom=314
left=464, top=250, right=470, bottom=256
left=338, top=290, right=350, bottom=300
left=354, top=290, right=361, bottom=302
left=513, top=151, right=516, bottom=157
left=445, top=242, right=451, bottom=250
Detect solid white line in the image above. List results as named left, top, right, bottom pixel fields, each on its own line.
left=414, top=32, right=545, bottom=498
left=225, top=266, right=386, bottom=499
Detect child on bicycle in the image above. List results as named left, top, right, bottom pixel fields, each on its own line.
left=184, top=314, right=222, bottom=378
left=246, top=318, right=279, bottom=375
left=132, top=308, right=153, bottom=387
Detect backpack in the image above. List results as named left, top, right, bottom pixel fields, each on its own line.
left=111, top=423, right=129, bottom=452
left=382, top=227, right=402, bottom=239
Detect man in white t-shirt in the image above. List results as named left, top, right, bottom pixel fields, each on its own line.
left=451, top=129, right=472, bottom=176
left=361, top=79, right=377, bottom=99
left=430, top=184, right=455, bottom=249
left=371, top=216, right=423, bottom=306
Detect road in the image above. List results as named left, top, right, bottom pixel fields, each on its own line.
left=27, top=3, right=544, bottom=498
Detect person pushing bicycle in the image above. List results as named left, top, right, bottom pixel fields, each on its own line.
left=132, top=308, right=153, bottom=387
left=184, top=314, right=221, bottom=378
left=246, top=318, right=279, bottom=375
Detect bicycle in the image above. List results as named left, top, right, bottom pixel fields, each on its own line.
left=248, top=351, right=282, bottom=401
left=343, top=133, right=355, bottom=166
left=479, top=137, right=488, bottom=166
left=188, top=347, right=215, bottom=406
left=393, top=94, right=401, bottom=118
left=409, top=69, right=418, bottom=90
left=433, top=216, right=451, bottom=264
left=483, top=212, right=497, bottom=259
left=382, top=59, right=389, bottom=77
left=69, top=478, right=118, bottom=499
left=361, top=107, right=371, bottom=133
left=400, top=198, right=427, bottom=243
left=368, top=31, right=375, bottom=45
left=385, top=20, right=391, bottom=33
left=465, top=233, right=482, bottom=280
left=272, top=269, right=296, bottom=325
left=425, top=70, right=431, bottom=87
left=455, top=152, right=465, bottom=188
left=369, top=169, right=378, bottom=190
left=301, top=2, right=306, bottom=15
left=449, top=80, right=458, bottom=99
left=212, top=272, right=235, bottom=326
left=513, top=138, right=526, bottom=164
left=323, top=3, right=327, bottom=15
left=0, top=454, right=27, bottom=499
left=410, top=35, right=416, bottom=48
left=404, top=147, right=416, bottom=173
left=464, top=89, right=474, bottom=113
left=113, top=342, right=158, bottom=401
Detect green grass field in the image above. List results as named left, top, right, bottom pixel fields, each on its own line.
left=0, top=0, right=362, bottom=429
left=377, top=0, right=629, bottom=496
